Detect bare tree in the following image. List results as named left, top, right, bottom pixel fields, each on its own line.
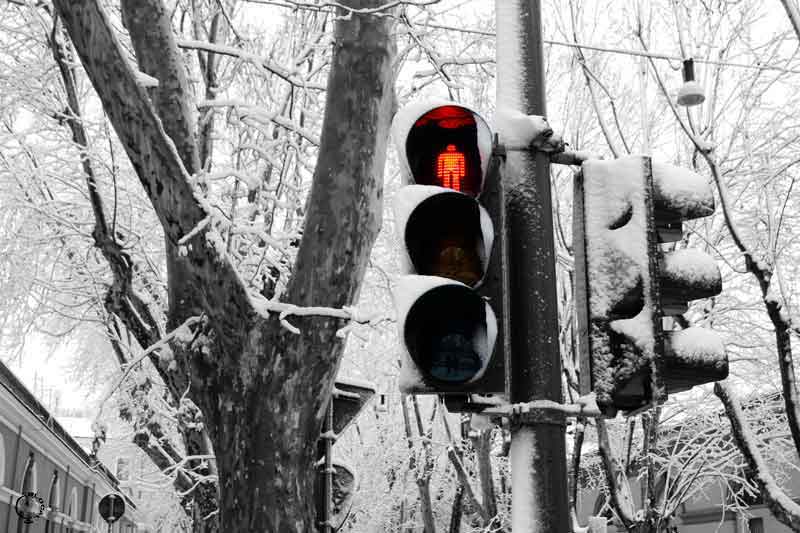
left=4, top=0, right=398, bottom=530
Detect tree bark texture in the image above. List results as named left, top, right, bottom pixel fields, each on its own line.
left=474, top=429, right=498, bottom=521
left=48, top=20, right=217, bottom=528
left=781, top=0, right=800, bottom=41
left=53, top=0, right=395, bottom=531
left=118, top=4, right=221, bottom=526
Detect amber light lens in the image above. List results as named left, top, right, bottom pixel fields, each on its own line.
left=431, top=240, right=481, bottom=287
left=405, top=193, right=485, bottom=288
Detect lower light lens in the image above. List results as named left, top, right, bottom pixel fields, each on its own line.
left=404, top=284, right=489, bottom=385
left=427, top=332, right=481, bottom=383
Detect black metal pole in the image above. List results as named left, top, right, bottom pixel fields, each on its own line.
left=322, top=400, right=334, bottom=533
left=496, top=0, right=570, bottom=530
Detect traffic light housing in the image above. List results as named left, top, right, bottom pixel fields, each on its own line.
left=391, top=101, right=508, bottom=399
left=331, top=378, right=375, bottom=435
left=574, top=155, right=728, bottom=416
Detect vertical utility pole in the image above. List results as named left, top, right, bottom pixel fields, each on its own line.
left=321, top=400, right=334, bottom=533
left=495, top=1, right=569, bottom=531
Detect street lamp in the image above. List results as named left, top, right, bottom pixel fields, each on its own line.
left=677, top=58, right=705, bottom=107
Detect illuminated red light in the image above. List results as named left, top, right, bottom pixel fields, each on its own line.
left=413, top=105, right=474, bottom=129
left=436, top=144, right=466, bottom=192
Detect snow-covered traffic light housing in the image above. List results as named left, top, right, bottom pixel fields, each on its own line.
left=391, top=102, right=508, bottom=400
left=574, top=156, right=728, bottom=416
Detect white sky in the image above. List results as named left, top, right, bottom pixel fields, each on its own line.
left=3, top=337, right=93, bottom=414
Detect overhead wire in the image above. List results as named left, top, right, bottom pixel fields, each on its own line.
left=414, top=21, right=800, bottom=76
left=243, top=1, right=800, bottom=75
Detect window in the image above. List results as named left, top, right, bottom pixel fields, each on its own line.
left=20, top=452, right=37, bottom=493
left=47, top=472, right=60, bottom=510
left=748, top=517, right=764, bottom=533
left=68, top=487, right=79, bottom=519
left=17, top=454, right=37, bottom=533
left=115, top=458, right=130, bottom=482
left=45, top=473, right=59, bottom=533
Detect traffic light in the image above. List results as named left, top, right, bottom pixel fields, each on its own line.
left=391, top=101, right=508, bottom=399
left=331, top=378, right=375, bottom=434
left=574, top=155, right=728, bottom=416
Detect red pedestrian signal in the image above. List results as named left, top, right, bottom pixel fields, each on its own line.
left=436, top=144, right=466, bottom=191
left=397, top=102, right=492, bottom=198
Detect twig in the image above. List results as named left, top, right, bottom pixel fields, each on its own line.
left=446, top=446, right=489, bottom=525
left=596, top=417, right=637, bottom=529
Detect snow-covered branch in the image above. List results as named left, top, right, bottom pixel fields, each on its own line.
left=243, top=0, right=438, bottom=16
left=99, top=315, right=204, bottom=411
left=596, top=418, right=638, bottom=529
left=715, top=382, right=800, bottom=530
left=197, top=99, right=321, bottom=146
left=176, top=39, right=326, bottom=91
left=250, top=292, right=392, bottom=335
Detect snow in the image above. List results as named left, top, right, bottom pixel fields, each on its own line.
left=133, top=70, right=159, bottom=88
left=581, top=156, right=651, bottom=320
left=651, top=161, right=715, bottom=218
left=494, top=107, right=552, bottom=148
left=665, top=327, right=725, bottom=364
left=177, top=216, right=211, bottom=246
left=390, top=99, right=493, bottom=189
left=580, top=156, right=659, bottom=403
left=510, top=426, right=538, bottom=529
left=661, top=249, right=721, bottom=290
left=204, top=168, right=261, bottom=190
left=494, top=0, right=524, bottom=111
left=204, top=229, right=228, bottom=259
left=333, top=376, right=376, bottom=392
left=393, top=275, right=455, bottom=340
left=611, top=314, right=655, bottom=352
left=392, top=185, right=494, bottom=283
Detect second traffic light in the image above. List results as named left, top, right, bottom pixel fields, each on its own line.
left=391, top=101, right=508, bottom=398
left=574, top=155, right=728, bottom=416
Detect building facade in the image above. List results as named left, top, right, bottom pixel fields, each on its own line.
left=0, top=361, right=149, bottom=532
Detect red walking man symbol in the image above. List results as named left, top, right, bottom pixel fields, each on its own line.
left=436, top=144, right=465, bottom=192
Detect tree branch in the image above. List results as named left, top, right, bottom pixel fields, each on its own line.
left=780, top=0, right=800, bottom=41
left=596, top=418, right=637, bottom=529
left=54, top=0, right=256, bottom=356
left=715, top=382, right=800, bottom=530
left=176, top=39, right=327, bottom=91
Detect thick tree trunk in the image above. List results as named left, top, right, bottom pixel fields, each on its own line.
left=199, top=2, right=395, bottom=531
left=54, top=0, right=395, bottom=531
left=474, top=429, right=497, bottom=521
